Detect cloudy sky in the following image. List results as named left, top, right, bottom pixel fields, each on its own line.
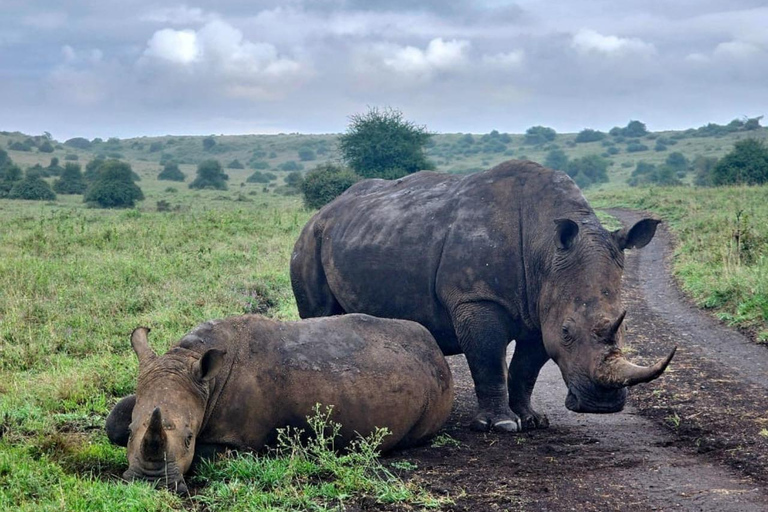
left=2, top=1, right=766, bottom=139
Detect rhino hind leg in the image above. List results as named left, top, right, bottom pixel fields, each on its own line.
left=105, top=395, right=136, bottom=447
left=290, top=225, right=345, bottom=319
left=507, top=338, right=550, bottom=430
left=453, top=302, right=522, bottom=433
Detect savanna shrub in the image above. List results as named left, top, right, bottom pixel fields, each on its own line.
left=190, top=159, right=228, bottom=190
left=158, top=162, right=186, bottom=181
left=9, top=174, right=56, bottom=200
left=84, top=160, right=144, bottom=208
left=300, top=164, right=361, bottom=209
left=53, top=163, right=87, bottom=194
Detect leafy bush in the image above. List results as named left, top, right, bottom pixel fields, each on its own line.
left=84, top=156, right=106, bottom=181
left=285, top=171, right=303, bottom=188
left=148, top=141, right=163, bottom=153
left=9, top=174, right=56, bottom=200
left=298, top=147, right=316, bottom=161
left=64, top=153, right=79, bottom=161
left=39, top=141, right=54, bottom=153
left=249, top=160, right=269, bottom=169
left=278, top=160, right=304, bottom=172
left=300, top=164, right=361, bottom=209
left=544, top=148, right=568, bottom=171
left=575, top=129, right=606, bottom=143
left=246, top=171, right=277, bottom=183
left=566, top=154, right=609, bottom=189
left=628, top=161, right=682, bottom=187
left=711, top=139, right=768, bottom=185
left=84, top=160, right=144, bottom=208
left=226, top=159, right=245, bottom=169
left=53, top=163, right=87, bottom=194
left=64, top=137, right=92, bottom=150
left=665, top=152, right=689, bottom=171
left=626, top=142, right=649, bottom=153
left=524, top=125, right=556, bottom=145
left=158, top=162, right=186, bottom=182
left=190, top=159, right=228, bottom=190
left=8, top=141, right=32, bottom=151
left=202, top=136, right=216, bottom=151
left=654, top=142, right=668, bottom=152
left=339, top=107, right=434, bottom=179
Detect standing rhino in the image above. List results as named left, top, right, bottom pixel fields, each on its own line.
left=106, top=314, right=453, bottom=494
left=291, top=160, right=675, bottom=433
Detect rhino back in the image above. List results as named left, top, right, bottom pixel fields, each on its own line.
left=198, top=314, right=452, bottom=452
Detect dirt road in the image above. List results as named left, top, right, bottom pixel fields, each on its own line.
left=382, top=209, right=768, bottom=511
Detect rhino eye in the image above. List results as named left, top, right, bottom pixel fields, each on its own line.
left=184, top=433, right=193, bottom=449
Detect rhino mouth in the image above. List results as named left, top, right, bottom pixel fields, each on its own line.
left=565, top=386, right=627, bottom=414
left=123, top=464, right=188, bottom=495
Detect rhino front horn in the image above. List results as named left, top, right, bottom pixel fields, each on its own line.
left=141, top=407, right=167, bottom=461
left=595, top=346, right=677, bottom=388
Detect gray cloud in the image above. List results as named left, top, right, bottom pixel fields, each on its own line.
left=1, top=1, right=766, bottom=139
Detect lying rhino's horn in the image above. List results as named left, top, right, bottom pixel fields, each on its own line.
left=141, top=407, right=167, bottom=461
left=596, top=347, right=676, bottom=388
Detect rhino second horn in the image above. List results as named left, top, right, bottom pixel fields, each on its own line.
left=596, top=346, right=677, bottom=388
left=141, top=407, right=167, bottom=461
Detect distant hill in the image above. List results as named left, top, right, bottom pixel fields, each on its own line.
left=2, top=122, right=766, bottom=190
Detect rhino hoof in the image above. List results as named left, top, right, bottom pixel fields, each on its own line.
left=470, top=413, right=522, bottom=432
left=520, top=413, right=550, bottom=431
left=492, top=418, right=522, bottom=432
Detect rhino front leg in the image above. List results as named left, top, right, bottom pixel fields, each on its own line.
left=508, top=337, right=550, bottom=430
left=453, top=302, right=521, bottom=433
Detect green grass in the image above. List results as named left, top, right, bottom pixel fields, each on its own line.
left=589, top=186, right=768, bottom=340
left=0, top=167, right=443, bottom=509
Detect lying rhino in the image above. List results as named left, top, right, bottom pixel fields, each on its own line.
left=106, top=314, right=453, bottom=494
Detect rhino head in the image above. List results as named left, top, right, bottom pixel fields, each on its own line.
left=116, top=327, right=226, bottom=495
left=540, top=217, right=675, bottom=413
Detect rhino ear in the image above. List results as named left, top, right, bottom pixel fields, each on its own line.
left=131, top=327, right=156, bottom=366
left=106, top=395, right=136, bottom=447
left=193, top=349, right=227, bottom=382
left=613, top=218, right=661, bottom=250
left=554, top=218, right=579, bottom=250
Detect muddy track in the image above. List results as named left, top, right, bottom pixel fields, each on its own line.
left=375, top=208, right=768, bottom=512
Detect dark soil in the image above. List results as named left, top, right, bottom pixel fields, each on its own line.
left=371, top=208, right=768, bottom=511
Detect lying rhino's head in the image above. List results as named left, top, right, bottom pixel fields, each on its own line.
left=540, top=217, right=675, bottom=414
left=121, top=327, right=226, bottom=495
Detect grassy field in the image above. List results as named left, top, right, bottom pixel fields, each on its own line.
left=589, top=186, right=768, bottom=342
left=1, top=125, right=767, bottom=509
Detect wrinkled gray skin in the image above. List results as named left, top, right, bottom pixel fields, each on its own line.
left=291, top=160, right=675, bottom=433
left=106, top=314, right=453, bottom=494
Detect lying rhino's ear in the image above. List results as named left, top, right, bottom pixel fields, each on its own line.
left=613, top=218, right=661, bottom=250
left=131, top=327, right=156, bottom=365
left=554, top=218, right=579, bottom=250
left=106, top=395, right=136, bottom=447
left=193, top=349, right=227, bottom=382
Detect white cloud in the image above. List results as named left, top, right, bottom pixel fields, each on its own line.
left=143, top=28, right=199, bottom=64
left=713, top=40, right=764, bottom=60
left=140, top=20, right=308, bottom=100
left=571, top=29, right=656, bottom=57
left=141, top=5, right=214, bottom=25
left=482, top=49, right=524, bottom=69
left=375, top=37, right=470, bottom=81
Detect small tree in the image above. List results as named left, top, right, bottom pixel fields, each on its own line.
left=226, top=159, right=245, bottom=169
left=566, top=155, right=609, bottom=189
left=279, top=160, right=303, bottom=172
left=285, top=171, right=304, bottom=189
left=158, top=162, right=186, bottom=182
left=39, top=140, right=55, bottom=153
left=339, top=107, right=434, bottom=179
left=65, top=137, right=92, bottom=150
left=85, top=156, right=106, bottom=181
left=711, top=139, right=768, bottom=185
left=190, top=159, right=228, bottom=190
left=665, top=152, right=688, bottom=171
left=300, top=164, right=361, bottom=209
left=202, top=137, right=216, bottom=151
left=9, top=172, right=56, bottom=200
left=575, top=129, right=606, bottom=143
left=84, top=160, right=144, bottom=208
left=54, top=162, right=87, bottom=194
left=544, top=148, right=569, bottom=171
left=298, top=147, right=317, bottom=162
left=524, top=126, right=556, bottom=145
